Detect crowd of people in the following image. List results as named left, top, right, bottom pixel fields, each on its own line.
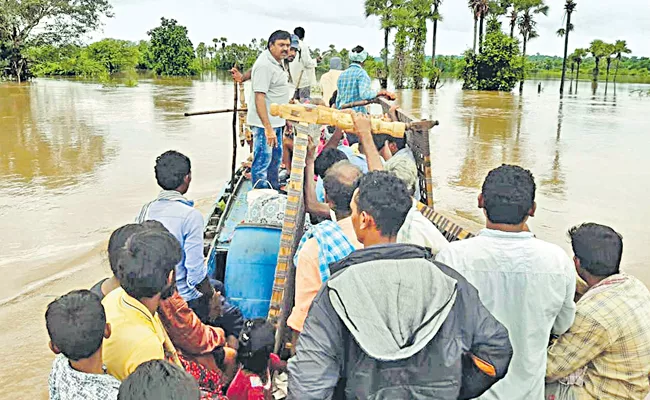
left=44, top=27, right=650, bottom=400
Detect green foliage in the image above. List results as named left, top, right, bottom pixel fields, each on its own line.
left=147, top=17, right=197, bottom=76
left=0, top=0, right=113, bottom=81
left=86, top=39, right=139, bottom=73
left=461, top=27, right=523, bottom=91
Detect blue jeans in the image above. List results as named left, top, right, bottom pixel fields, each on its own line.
left=251, top=126, right=283, bottom=190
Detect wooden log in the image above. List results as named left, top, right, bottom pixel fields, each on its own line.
left=270, top=103, right=407, bottom=138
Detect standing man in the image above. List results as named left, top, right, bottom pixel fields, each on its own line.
left=290, top=27, right=318, bottom=101
left=436, top=164, right=577, bottom=400
left=336, top=45, right=395, bottom=113
left=248, top=30, right=293, bottom=190
left=319, top=57, right=343, bottom=105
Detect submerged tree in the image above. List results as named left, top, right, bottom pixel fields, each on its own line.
left=570, top=48, right=587, bottom=93
left=603, top=42, right=616, bottom=93
left=0, top=0, right=113, bottom=82
left=147, top=17, right=197, bottom=76
left=612, top=40, right=631, bottom=84
left=427, top=0, right=443, bottom=89
left=461, top=18, right=523, bottom=91
left=588, top=39, right=607, bottom=83
left=365, top=0, right=401, bottom=89
left=517, top=0, right=549, bottom=93
left=559, top=0, right=576, bottom=96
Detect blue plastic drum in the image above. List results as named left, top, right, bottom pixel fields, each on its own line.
left=224, top=224, right=282, bottom=319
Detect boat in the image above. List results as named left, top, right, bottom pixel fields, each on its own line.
left=193, top=96, right=478, bottom=352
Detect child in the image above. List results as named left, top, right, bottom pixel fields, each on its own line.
left=118, top=360, right=200, bottom=400
left=46, top=290, right=120, bottom=400
left=226, top=319, right=286, bottom=400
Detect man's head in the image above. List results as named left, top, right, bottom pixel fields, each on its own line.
left=372, top=133, right=406, bottom=157
left=314, top=148, right=348, bottom=179
left=107, top=221, right=168, bottom=278
left=118, top=360, right=200, bottom=400
left=479, top=164, right=536, bottom=227
left=286, top=34, right=300, bottom=62
left=385, top=157, right=418, bottom=197
left=268, top=30, right=291, bottom=61
left=115, top=229, right=182, bottom=300
left=349, top=45, right=368, bottom=65
left=293, top=27, right=305, bottom=40
left=155, top=151, right=191, bottom=194
left=46, top=290, right=110, bottom=361
left=351, top=171, right=412, bottom=245
left=323, top=161, right=363, bottom=219
left=569, top=223, right=623, bottom=282
left=329, top=57, right=342, bottom=71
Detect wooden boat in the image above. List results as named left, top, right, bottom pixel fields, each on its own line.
left=195, top=97, right=478, bottom=352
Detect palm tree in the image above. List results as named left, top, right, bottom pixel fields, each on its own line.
left=589, top=39, right=607, bottom=84
left=365, top=0, right=399, bottom=89
left=613, top=40, right=631, bottom=84
left=571, top=48, right=587, bottom=93
left=428, top=0, right=444, bottom=89
left=468, top=0, right=489, bottom=53
left=468, top=0, right=479, bottom=53
left=603, top=42, right=616, bottom=93
left=517, top=0, right=549, bottom=93
left=559, top=0, right=577, bottom=96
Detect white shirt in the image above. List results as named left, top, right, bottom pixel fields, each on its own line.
left=435, top=229, right=576, bottom=400
left=397, top=200, right=448, bottom=255
left=289, top=40, right=317, bottom=89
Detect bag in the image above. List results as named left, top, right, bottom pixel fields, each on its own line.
left=246, top=191, right=287, bottom=227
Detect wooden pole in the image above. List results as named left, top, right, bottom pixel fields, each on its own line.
left=184, top=108, right=247, bottom=117
left=231, top=74, right=238, bottom=192
left=339, top=97, right=381, bottom=110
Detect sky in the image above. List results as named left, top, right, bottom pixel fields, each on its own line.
left=98, top=0, right=650, bottom=58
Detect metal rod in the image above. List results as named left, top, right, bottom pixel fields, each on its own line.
left=184, top=108, right=247, bottom=117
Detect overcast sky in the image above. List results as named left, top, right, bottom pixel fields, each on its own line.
left=100, top=0, right=650, bottom=57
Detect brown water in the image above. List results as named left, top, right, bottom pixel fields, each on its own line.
left=1, top=75, right=649, bottom=397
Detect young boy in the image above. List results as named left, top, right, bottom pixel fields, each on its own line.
left=46, top=290, right=120, bottom=400
left=118, top=360, right=201, bottom=400
left=227, top=319, right=286, bottom=400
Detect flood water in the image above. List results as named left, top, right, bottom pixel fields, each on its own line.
left=1, top=75, right=649, bottom=396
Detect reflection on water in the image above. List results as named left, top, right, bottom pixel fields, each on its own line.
left=0, top=84, right=111, bottom=190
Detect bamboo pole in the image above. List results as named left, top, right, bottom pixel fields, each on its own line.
left=184, top=108, right=247, bottom=117
left=230, top=74, right=238, bottom=192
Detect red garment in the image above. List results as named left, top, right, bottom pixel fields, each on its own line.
left=226, top=369, right=271, bottom=400
left=179, top=355, right=227, bottom=400
left=158, top=291, right=226, bottom=355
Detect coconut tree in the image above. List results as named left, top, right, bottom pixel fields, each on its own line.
left=588, top=39, right=607, bottom=83
left=571, top=48, right=587, bottom=93
left=428, top=0, right=444, bottom=89
left=603, top=42, right=616, bottom=93
left=613, top=40, right=631, bottom=84
left=469, top=0, right=489, bottom=53
left=365, top=0, right=400, bottom=89
left=506, top=0, right=519, bottom=38
left=559, top=0, right=576, bottom=96
left=517, top=0, right=550, bottom=93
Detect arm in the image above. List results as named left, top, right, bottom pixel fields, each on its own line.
left=324, top=127, right=344, bottom=150
left=230, top=67, right=252, bottom=83
left=546, top=312, right=609, bottom=381
left=251, top=65, right=278, bottom=147
left=552, top=259, right=577, bottom=335
left=352, top=113, right=383, bottom=172
left=184, top=211, right=210, bottom=297
left=304, top=138, right=333, bottom=218
left=358, top=71, right=377, bottom=101
left=288, top=288, right=344, bottom=400
left=287, top=245, right=323, bottom=333
left=302, top=43, right=317, bottom=69
left=458, top=280, right=514, bottom=399
left=159, top=293, right=226, bottom=355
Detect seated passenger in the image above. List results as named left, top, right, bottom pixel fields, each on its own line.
left=46, top=290, right=120, bottom=400
left=288, top=156, right=363, bottom=333
left=227, top=319, right=285, bottom=400
left=436, top=164, right=576, bottom=400
left=288, top=172, right=513, bottom=399
left=90, top=222, right=235, bottom=379
left=546, top=223, right=650, bottom=400
left=102, top=229, right=183, bottom=380
left=385, top=156, right=448, bottom=255
left=314, top=148, right=348, bottom=203
left=117, top=360, right=201, bottom=400
left=377, top=131, right=421, bottom=201
left=137, top=150, right=243, bottom=345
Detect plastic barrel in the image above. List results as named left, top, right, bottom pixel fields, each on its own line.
left=224, top=224, right=282, bottom=319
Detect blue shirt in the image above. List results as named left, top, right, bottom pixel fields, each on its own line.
left=335, top=64, right=377, bottom=113
left=316, top=146, right=369, bottom=203
left=145, top=199, right=206, bottom=302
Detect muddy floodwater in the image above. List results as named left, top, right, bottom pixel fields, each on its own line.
left=1, top=75, right=649, bottom=398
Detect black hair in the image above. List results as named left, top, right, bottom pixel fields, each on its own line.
left=118, top=360, right=200, bottom=400
left=372, top=133, right=406, bottom=153
left=329, top=90, right=338, bottom=108
left=315, top=148, right=348, bottom=178
left=481, top=164, right=536, bottom=225
left=155, top=150, right=191, bottom=191
left=352, top=45, right=365, bottom=53
left=354, top=171, right=411, bottom=237
left=293, top=27, right=305, bottom=40
left=324, top=161, right=363, bottom=216
left=268, top=30, right=291, bottom=50
left=115, top=230, right=182, bottom=299
left=569, top=223, right=623, bottom=277
left=45, top=290, right=106, bottom=361
left=238, top=319, right=276, bottom=377
left=108, top=221, right=169, bottom=276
